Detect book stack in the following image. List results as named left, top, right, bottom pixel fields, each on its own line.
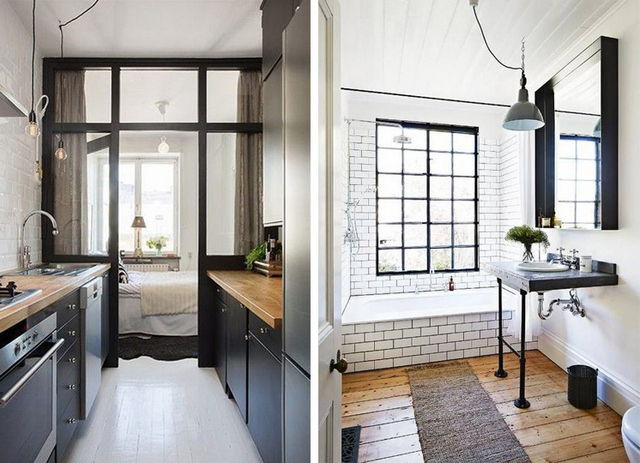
left=253, top=259, right=282, bottom=278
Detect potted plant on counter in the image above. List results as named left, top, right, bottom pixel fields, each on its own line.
left=505, top=225, right=550, bottom=262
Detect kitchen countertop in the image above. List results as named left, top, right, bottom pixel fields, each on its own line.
left=0, top=264, right=111, bottom=333
left=207, top=270, right=282, bottom=329
left=483, top=261, right=618, bottom=293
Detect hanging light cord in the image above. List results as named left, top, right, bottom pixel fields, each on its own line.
left=30, top=0, right=36, bottom=111
left=58, top=0, right=102, bottom=58
left=472, top=5, right=524, bottom=73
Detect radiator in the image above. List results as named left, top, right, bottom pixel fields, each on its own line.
left=125, top=263, right=170, bottom=272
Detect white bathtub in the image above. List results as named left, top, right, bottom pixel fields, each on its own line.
left=343, top=288, right=512, bottom=325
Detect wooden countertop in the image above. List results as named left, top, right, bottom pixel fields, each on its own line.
left=207, top=270, right=282, bottom=329
left=0, top=264, right=111, bottom=333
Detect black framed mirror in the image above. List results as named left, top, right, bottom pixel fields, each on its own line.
left=535, top=36, right=618, bottom=230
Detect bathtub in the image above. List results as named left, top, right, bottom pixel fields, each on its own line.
left=341, top=288, right=527, bottom=372
left=343, top=288, right=512, bottom=325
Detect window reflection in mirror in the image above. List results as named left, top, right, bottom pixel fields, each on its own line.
left=554, top=54, right=601, bottom=229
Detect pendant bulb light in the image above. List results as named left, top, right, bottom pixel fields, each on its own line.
left=158, top=136, right=170, bottom=154
left=25, top=0, right=41, bottom=138
left=55, top=139, right=68, bottom=161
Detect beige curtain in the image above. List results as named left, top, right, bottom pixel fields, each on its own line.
left=234, top=71, right=264, bottom=255
left=53, top=71, right=88, bottom=255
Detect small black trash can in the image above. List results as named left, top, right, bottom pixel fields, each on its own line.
left=567, top=365, right=598, bottom=409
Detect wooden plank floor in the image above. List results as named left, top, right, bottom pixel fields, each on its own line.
left=342, top=350, right=628, bottom=463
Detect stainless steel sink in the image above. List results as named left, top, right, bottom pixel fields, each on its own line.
left=2, top=263, right=95, bottom=277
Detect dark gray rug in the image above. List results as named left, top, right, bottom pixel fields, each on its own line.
left=341, top=426, right=361, bottom=463
left=408, top=360, right=531, bottom=463
left=119, top=336, right=198, bottom=361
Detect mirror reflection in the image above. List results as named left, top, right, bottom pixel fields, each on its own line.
left=554, top=53, right=601, bottom=229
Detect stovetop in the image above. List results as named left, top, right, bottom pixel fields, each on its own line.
left=0, top=281, right=41, bottom=311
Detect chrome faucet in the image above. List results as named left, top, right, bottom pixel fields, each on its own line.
left=552, top=247, right=580, bottom=270
left=21, top=210, right=59, bottom=270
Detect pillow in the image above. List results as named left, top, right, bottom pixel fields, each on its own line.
left=118, top=258, right=129, bottom=284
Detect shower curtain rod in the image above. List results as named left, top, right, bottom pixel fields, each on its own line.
left=342, top=87, right=599, bottom=118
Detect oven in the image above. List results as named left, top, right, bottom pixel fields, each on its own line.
left=0, top=313, right=64, bottom=463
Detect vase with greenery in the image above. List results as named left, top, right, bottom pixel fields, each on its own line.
left=245, top=243, right=267, bottom=270
left=146, top=236, right=168, bottom=256
left=505, top=225, right=550, bottom=262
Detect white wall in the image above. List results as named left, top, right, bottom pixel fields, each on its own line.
left=533, top=0, right=640, bottom=414
left=0, top=0, right=42, bottom=271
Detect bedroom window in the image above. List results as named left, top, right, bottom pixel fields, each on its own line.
left=376, top=120, right=479, bottom=275
left=118, top=157, right=179, bottom=254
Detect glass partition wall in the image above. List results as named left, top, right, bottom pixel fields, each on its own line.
left=42, top=59, right=262, bottom=367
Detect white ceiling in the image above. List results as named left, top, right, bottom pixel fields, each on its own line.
left=9, top=0, right=262, bottom=58
left=342, top=0, right=620, bottom=105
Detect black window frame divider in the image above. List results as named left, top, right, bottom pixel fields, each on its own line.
left=374, top=118, right=480, bottom=277
left=42, top=57, right=262, bottom=368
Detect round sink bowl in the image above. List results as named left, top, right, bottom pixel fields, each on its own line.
left=516, top=262, right=569, bottom=272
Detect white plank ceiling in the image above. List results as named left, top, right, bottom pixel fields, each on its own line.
left=342, top=0, right=620, bottom=105
left=8, top=0, right=262, bottom=58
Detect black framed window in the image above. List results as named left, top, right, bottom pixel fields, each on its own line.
left=376, top=120, right=479, bottom=275
left=556, top=134, right=601, bottom=229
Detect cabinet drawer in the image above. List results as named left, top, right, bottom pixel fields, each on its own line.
left=57, top=314, right=80, bottom=359
left=57, top=339, right=81, bottom=415
left=249, top=311, right=282, bottom=358
left=212, top=282, right=227, bottom=306
left=57, top=389, right=80, bottom=460
left=54, top=290, right=80, bottom=329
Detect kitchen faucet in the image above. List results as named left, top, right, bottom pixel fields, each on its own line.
left=21, top=210, right=59, bottom=270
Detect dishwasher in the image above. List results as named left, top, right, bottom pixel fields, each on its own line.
left=80, top=277, right=102, bottom=419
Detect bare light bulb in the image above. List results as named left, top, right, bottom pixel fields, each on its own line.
left=158, top=136, right=170, bottom=154
left=25, top=110, right=40, bottom=138
left=55, top=140, right=68, bottom=161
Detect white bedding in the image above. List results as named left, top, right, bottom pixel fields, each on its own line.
left=140, top=271, right=198, bottom=316
left=118, top=270, right=198, bottom=336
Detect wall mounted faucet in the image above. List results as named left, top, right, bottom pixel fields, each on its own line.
left=21, top=210, right=59, bottom=270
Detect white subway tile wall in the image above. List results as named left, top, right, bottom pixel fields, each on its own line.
left=0, top=2, right=43, bottom=271
left=345, top=122, right=500, bottom=296
left=342, top=311, right=538, bottom=372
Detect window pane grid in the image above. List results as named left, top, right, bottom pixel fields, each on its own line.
left=376, top=121, right=478, bottom=274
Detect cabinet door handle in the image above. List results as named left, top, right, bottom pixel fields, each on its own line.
left=259, top=327, right=268, bottom=334
left=221, top=307, right=227, bottom=313
left=67, top=384, right=76, bottom=390
left=67, top=418, right=76, bottom=424
left=244, top=334, right=251, bottom=341
left=68, top=303, right=76, bottom=310
left=68, top=357, right=76, bottom=364
left=68, top=330, right=76, bottom=337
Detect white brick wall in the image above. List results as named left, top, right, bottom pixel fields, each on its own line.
left=0, top=1, right=43, bottom=271
left=342, top=311, right=538, bottom=372
left=346, top=121, right=500, bottom=296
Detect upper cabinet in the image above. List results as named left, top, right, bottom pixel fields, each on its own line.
left=262, top=0, right=293, bottom=226
left=261, top=0, right=295, bottom=79
left=535, top=37, right=618, bottom=230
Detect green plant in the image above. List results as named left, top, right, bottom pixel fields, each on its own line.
left=146, top=236, right=168, bottom=253
left=505, top=225, right=550, bottom=262
left=245, top=243, right=267, bottom=270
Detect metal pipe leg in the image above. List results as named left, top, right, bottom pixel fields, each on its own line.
left=514, top=290, right=531, bottom=409
left=495, top=278, right=507, bottom=378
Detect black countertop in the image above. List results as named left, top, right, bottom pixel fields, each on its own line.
left=483, top=261, right=618, bottom=293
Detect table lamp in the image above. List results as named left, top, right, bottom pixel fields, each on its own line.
left=131, top=215, right=146, bottom=257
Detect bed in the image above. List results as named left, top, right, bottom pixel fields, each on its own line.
left=119, top=270, right=198, bottom=336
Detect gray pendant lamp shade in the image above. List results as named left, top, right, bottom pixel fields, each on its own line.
left=131, top=216, right=147, bottom=228
left=502, top=77, right=545, bottom=131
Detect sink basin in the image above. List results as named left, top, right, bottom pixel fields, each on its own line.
left=2, top=263, right=95, bottom=277
left=516, top=262, right=569, bottom=273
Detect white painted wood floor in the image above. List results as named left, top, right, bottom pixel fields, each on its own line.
left=63, top=358, right=262, bottom=463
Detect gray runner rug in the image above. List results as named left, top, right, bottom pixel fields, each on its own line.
left=408, top=360, right=531, bottom=463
